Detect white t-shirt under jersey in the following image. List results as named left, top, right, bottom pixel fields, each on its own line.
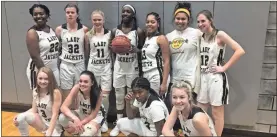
left=113, top=26, right=139, bottom=74
left=88, top=29, right=112, bottom=75
left=60, top=23, right=85, bottom=64
left=29, top=27, right=60, bottom=71
left=166, top=28, right=200, bottom=86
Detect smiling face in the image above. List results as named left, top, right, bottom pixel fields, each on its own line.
left=172, top=87, right=190, bottom=111
left=146, top=14, right=159, bottom=34
left=65, top=7, right=78, bottom=24
left=174, top=12, right=189, bottom=31
left=121, top=6, right=134, bottom=23
left=32, top=7, right=48, bottom=26
left=92, top=13, right=104, bottom=30
left=79, top=74, right=93, bottom=93
left=197, top=13, right=213, bottom=33
left=37, top=71, right=49, bottom=89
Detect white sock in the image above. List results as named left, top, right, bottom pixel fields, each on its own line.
left=117, top=114, right=123, bottom=120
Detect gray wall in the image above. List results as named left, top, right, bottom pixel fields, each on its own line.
left=1, top=1, right=271, bottom=127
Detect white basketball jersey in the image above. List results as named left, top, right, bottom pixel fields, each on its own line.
left=142, top=35, right=163, bottom=73
left=166, top=28, right=200, bottom=84
left=28, top=27, right=60, bottom=71
left=33, top=89, right=52, bottom=126
left=77, top=91, right=103, bottom=118
left=178, top=107, right=217, bottom=136
left=60, top=23, right=85, bottom=64
left=114, top=26, right=139, bottom=74
left=88, top=29, right=112, bottom=75
left=136, top=96, right=169, bottom=132
left=200, top=31, right=226, bottom=73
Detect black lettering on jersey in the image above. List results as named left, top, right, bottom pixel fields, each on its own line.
left=201, top=55, right=209, bottom=66
left=37, top=103, right=47, bottom=109
left=143, top=43, right=149, bottom=48
left=117, top=56, right=135, bottom=62
left=40, top=109, right=47, bottom=118
left=142, top=50, right=147, bottom=60
left=47, top=36, right=58, bottom=43
left=68, top=44, right=80, bottom=54
left=49, top=42, right=59, bottom=53
left=91, top=59, right=111, bottom=64
left=44, top=53, right=59, bottom=60
left=64, top=54, right=84, bottom=60
left=200, top=47, right=210, bottom=53
left=80, top=102, right=91, bottom=109
left=183, top=126, right=191, bottom=135
left=94, top=41, right=107, bottom=47
left=66, top=37, right=80, bottom=43
left=142, top=62, right=152, bottom=67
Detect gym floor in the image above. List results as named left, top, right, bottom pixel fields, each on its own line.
left=1, top=111, right=125, bottom=136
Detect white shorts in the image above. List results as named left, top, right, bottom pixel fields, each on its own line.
left=113, top=73, right=138, bottom=88
left=67, top=109, right=105, bottom=126
left=143, top=69, right=170, bottom=94
left=60, top=61, right=85, bottom=90
left=26, top=60, right=60, bottom=90
left=197, top=72, right=229, bottom=106
left=95, top=74, right=112, bottom=91
left=116, top=118, right=156, bottom=136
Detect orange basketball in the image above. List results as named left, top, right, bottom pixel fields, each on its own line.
left=111, top=35, right=131, bottom=54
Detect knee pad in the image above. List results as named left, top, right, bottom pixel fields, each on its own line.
left=58, top=113, right=70, bottom=127
left=115, top=88, right=125, bottom=110
left=80, top=124, right=98, bottom=136
left=16, top=112, right=35, bottom=125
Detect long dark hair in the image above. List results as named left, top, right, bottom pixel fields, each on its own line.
left=80, top=71, right=100, bottom=110
left=146, top=12, right=162, bottom=34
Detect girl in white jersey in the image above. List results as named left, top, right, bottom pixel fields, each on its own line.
left=26, top=4, right=60, bottom=90
left=110, top=4, right=145, bottom=135
left=14, top=67, right=63, bottom=136
left=55, top=3, right=89, bottom=104
left=196, top=10, right=245, bottom=136
left=164, top=2, right=202, bottom=133
left=59, top=71, right=105, bottom=136
left=162, top=80, right=217, bottom=136
left=112, top=77, right=169, bottom=137
left=142, top=12, right=170, bottom=97
left=85, top=10, right=111, bottom=133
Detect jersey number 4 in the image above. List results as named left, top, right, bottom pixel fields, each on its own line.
left=68, top=44, right=80, bottom=53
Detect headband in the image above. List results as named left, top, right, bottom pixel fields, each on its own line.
left=123, top=4, right=136, bottom=14
left=174, top=8, right=190, bottom=17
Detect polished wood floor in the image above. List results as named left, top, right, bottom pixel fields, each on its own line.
left=1, top=111, right=124, bottom=136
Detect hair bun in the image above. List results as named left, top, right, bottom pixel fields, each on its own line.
left=177, top=2, right=191, bottom=10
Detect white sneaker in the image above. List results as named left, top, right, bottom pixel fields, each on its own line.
left=109, top=125, right=120, bottom=136
left=101, top=121, right=108, bottom=133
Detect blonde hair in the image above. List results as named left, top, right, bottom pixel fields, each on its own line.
left=171, top=80, right=193, bottom=104
left=36, top=67, right=58, bottom=104
left=88, top=10, right=105, bottom=37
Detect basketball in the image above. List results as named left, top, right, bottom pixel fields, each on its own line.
left=111, top=35, right=132, bottom=54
